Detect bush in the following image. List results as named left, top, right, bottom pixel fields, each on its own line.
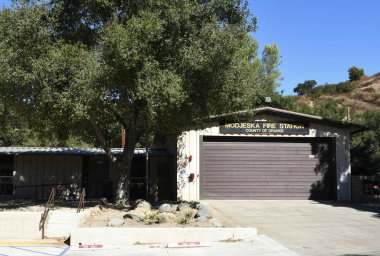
left=177, top=210, right=195, bottom=225
left=348, top=66, right=364, bottom=81
left=295, top=100, right=345, bottom=121
left=293, top=80, right=317, bottom=95
left=335, top=81, right=355, bottom=93
left=351, top=110, right=380, bottom=175
left=310, top=82, right=355, bottom=97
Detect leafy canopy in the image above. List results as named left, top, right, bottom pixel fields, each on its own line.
left=0, top=0, right=282, bottom=201
left=351, top=110, right=380, bottom=176
left=293, top=80, right=317, bottom=95
left=1, top=0, right=281, bottom=146
left=348, top=66, right=365, bottom=82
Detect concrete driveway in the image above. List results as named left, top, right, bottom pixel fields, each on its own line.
left=208, top=200, right=380, bottom=256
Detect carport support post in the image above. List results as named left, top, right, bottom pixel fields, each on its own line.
left=145, top=133, right=149, bottom=200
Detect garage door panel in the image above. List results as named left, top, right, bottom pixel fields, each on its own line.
left=203, top=177, right=327, bottom=183
left=203, top=166, right=322, bottom=172
left=203, top=157, right=319, bottom=162
left=204, top=162, right=320, bottom=170
left=200, top=138, right=334, bottom=200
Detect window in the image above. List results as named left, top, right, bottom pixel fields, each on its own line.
left=0, top=156, right=14, bottom=195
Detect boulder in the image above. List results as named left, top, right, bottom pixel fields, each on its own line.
left=123, top=210, right=145, bottom=221
left=134, top=199, right=152, bottom=211
left=195, top=216, right=208, bottom=222
left=107, top=217, right=125, bottom=227
left=99, top=198, right=108, bottom=207
left=91, top=205, right=102, bottom=215
left=210, top=218, right=223, bottom=228
left=195, top=203, right=212, bottom=219
left=177, top=202, right=191, bottom=212
left=158, top=204, right=172, bottom=213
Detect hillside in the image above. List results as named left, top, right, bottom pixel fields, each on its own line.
left=296, top=72, right=380, bottom=118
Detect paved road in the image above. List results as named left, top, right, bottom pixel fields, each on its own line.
left=0, top=246, right=69, bottom=256
left=66, top=236, right=296, bottom=256
left=0, top=236, right=297, bottom=256
left=208, top=200, right=380, bottom=256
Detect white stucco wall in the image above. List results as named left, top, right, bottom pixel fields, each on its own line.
left=177, top=114, right=352, bottom=201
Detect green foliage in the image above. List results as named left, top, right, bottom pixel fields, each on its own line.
left=0, top=0, right=281, bottom=201
left=271, top=94, right=298, bottom=111
left=351, top=110, right=380, bottom=175
left=177, top=210, right=195, bottom=225
left=308, top=82, right=355, bottom=98
left=140, top=212, right=159, bottom=225
left=295, top=100, right=345, bottom=121
left=1, top=0, right=281, bottom=142
left=293, top=80, right=317, bottom=95
left=348, top=66, right=365, bottom=81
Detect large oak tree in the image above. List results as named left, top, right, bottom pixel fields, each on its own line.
left=0, top=0, right=281, bottom=204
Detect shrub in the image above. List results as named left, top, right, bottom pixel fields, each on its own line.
left=310, top=82, right=355, bottom=97
left=177, top=210, right=195, bottom=225
left=139, top=212, right=159, bottom=225
left=293, top=80, right=317, bottom=95
left=348, top=66, right=364, bottom=81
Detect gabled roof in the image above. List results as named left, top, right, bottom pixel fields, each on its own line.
left=211, top=107, right=366, bottom=135
left=0, top=147, right=172, bottom=156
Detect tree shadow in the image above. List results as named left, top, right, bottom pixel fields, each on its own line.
left=0, top=198, right=100, bottom=210
left=340, top=253, right=380, bottom=256
left=309, top=139, right=336, bottom=200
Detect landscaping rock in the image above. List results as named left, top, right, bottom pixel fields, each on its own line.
left=177, top=202, right=191, bottom=212
left=123, top=210, right=145, bottom=221
left=210, top=218, right=223, bottom=228
left=107, top=217, right=125, bottom=227
left=195, top=216, right=208, bottom=222
left=134, top=199, right=151, bottom=211
left=91, top=205, right=102, bottom=215
left=158, top=212, right=176, bottom=223
left=99, top=198, right=108, bottom=207
left=158, top=204, right=172, bottom=213
left=195, top=203, right=212, bottom=219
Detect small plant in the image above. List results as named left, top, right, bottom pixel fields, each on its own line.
left=139, top=212, right=159, bottom=225
left=177, top=210, right=195, bottom=225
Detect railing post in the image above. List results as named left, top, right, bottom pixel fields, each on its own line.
left=77, top=188, right=86, bottom=213
left=39, top=187, right=56, bottom=239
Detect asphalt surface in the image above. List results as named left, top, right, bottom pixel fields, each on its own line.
left=0, top=235, right=297, bottom=256
left=208, top=200, right=380, bottom=256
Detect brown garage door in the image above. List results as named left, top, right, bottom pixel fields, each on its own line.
left=200, top=136, right=335, bottom=200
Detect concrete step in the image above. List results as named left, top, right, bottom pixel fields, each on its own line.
left=45, top=211, right=90, bottom=238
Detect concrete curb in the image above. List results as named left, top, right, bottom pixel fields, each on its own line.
left=70, top=227, right=258, bottom=246
left=0, top=239, right=63, bottom=246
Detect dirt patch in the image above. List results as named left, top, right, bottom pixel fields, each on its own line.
left=0, top=199, right=237, bottom=228
left=81, top=201, right=237, bottom=228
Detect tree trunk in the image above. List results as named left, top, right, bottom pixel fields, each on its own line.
left=115, top=126, right=137, bottom=206
left=89, top=117, right=138, bottom=206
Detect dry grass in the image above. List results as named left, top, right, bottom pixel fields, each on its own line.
left=295, top=72, right=380, bottom=115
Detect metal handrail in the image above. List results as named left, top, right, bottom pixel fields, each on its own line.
left=39, top=187, right=56, bottom=239
left=77, top=188, right=86, bottom=213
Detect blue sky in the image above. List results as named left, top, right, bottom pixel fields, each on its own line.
left=1, top=0, right=379, bottom=95
left=250, top=0, right=380, bottom=94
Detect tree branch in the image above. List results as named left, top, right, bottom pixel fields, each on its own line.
left=89, top=117, right=117, bottom=163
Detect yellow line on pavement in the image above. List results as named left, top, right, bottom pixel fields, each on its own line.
left=0, top=240, right=64, bottom=246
